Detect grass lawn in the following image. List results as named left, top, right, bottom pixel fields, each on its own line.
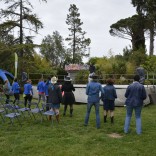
left=0, top=102, right=156, bottom=156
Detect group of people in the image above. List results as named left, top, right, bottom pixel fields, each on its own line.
left=3, top=75, right=76, bottom=123
left=2, top=69, right=147, bottom=134
left=85, top=73, right=147, bottom=135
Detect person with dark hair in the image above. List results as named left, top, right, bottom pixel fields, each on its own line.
left=101, top=78, right=117, bottom=124
left=23, top=79, right=33, bottom=108
left=124, top=75, right=147, bottom=135
left=12, top=78, right=20, bottom=104
left=61, top=76, right=75, bottom=117
left=88, top=63, right=96, bottom=82
left=84, top=75, right=104, bottom=129
left=89, top=63, right=96, bottom=74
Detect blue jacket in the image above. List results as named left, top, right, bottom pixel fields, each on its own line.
left=24, top=83, right=32, bottom=95
left=86, top=81, right=104, bottom=103
left=37, top=81, right=45, bottom=93
left=102, top=85, right=117, bottom=101
left=12, top=82, right=20, bottom=94
left=44, top=80, right=51, bottom=96
left=125, top=81, right=147, bottom=107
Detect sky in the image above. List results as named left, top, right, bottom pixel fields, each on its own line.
left=1, top=0, right=153, bottom=61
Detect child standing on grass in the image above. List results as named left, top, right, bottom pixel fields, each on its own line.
left=101, top=78, right=117, bottom=124
left=48, top=76, right=62, bottom=122
left=12, top=78, right=20, bottom=104
left=3, top=79, right=10, bottom=104
left=23, top=79, right=33, bottom=108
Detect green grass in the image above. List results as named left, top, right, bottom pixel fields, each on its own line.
left=0, top=103, right=156, bottom=156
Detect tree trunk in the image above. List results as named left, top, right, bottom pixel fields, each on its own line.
left=20, top=0, right=24, bottom=74
left=20, top=0, right=23, bottom=47
left=73, top=28, right=76, bottom=64
left=149, top=27, right=154, bottom=56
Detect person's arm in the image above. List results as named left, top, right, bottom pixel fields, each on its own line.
left=72, top=84, right=75, bottom=91
left=142, top=86, right=147, bottom=100
left=86, top=84, right=89, bottom=95
left=125, top=86, right=130, bottom=98
left=100, top=85, right=104, bottom=94
left=113, top=87, right=117, bottom=99
left=57, top=86, right=62, bottom=103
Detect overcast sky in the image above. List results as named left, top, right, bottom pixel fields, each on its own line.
left=2, top=0, right=153, bottom=60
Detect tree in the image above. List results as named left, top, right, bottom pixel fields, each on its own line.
left=0, top=0, right=47, bottom=72
left=66, top=4, right=91, bottom=64
left=110, top=15, right=146, bottom=51
left=131, top=0, right=156, bottom=55
left=40, top=31, right=67, bottom=68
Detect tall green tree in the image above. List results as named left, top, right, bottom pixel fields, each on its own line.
left=132, top=0, right=156, bottom=55
left=66, top=4, right=91, bottom=64
left=0, top=0, right=47, bottom=72
left=40, top=31, right=67, bottom=68
left=110, top=15, right=146, bottom=51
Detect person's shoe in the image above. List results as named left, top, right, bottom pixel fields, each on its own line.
left=111, top=116, right=114, bottom=124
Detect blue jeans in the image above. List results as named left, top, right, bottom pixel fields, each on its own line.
left=84, top=102, right=100, bottom=128
left=124, top=105, right=142, bottom=134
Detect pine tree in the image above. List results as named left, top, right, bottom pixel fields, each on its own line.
left=0, top=0, right=47, bottom=72
left=66, top=4, right=91, bottom=64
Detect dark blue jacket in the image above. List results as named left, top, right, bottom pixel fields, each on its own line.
left=102, top=85, right=117, bottom=101
left=125, top=81, right=147, bottom=107
left=48, top=83, right=62, bottom=104
left=86, top=81, right=104, bottom=103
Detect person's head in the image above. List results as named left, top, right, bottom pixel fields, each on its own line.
left=106, top=78, right=114, bottom=85
left=27, top=79, right=32, bottom=83
left=90, top=74, right=98, bottom=82
left=39, top=78, right=44, bottom=82
left=133, top=75, right=140, bottom=82
left=64, top=76, right=72, bottom=81
left=51, top=76, right=58, bottom=84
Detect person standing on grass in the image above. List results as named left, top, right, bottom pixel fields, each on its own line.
left=3, top=79, right=10, bottom=103
left=101, top=78, right=117, bottom=124
left=44, top=77, right=51, bottom=111
left=12, top=78, right=20, bottom=104
left=84, top=74, right=104, bottom=129
left=37, top=78, right=45, bottom=104
left=48, top=76, right=62, bottom=122
left=124, top=75, right=147, bottom=135
left=23, top=79, right=33, bottom=108
left=61, top=76, right=75, bottom=117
